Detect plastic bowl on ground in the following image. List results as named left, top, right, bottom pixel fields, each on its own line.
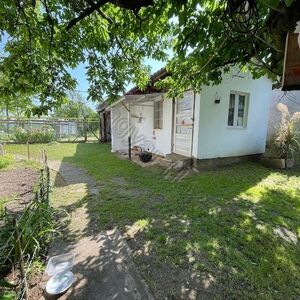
left=46, top=271, right=75, bottom=295
left=45, top=253, right=75, bottom=276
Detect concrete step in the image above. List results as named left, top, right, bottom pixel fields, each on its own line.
left=165, top=153, right=192, bottom=170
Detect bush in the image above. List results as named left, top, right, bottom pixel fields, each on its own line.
left=14, top=126, right=55, bottom=144
left=274, top=104, right=300, bottom=159
left=14, top=127, right=30, bottom=143
left=0, top=155, right=13, bottom=169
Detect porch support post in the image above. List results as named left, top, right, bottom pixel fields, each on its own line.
left=128, top=101, right=131, bottom=160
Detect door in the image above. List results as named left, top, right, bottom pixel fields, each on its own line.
left=173, top=90, right=194, bottom=156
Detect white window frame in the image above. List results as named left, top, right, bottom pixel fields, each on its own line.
left=227, top=91, right=249, bottom=128
left=153, top=99, right=163, bottom=129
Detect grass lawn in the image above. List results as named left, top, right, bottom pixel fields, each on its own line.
left=6, top=143, right=300, bottom=299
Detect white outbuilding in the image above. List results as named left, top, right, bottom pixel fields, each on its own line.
left=109, top=68, right=272, bottom=168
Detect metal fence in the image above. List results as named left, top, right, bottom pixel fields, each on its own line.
left=0, top=116, right=100, bottom=143
left=0, top=151, right=51, bottom=299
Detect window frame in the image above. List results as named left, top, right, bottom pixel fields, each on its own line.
left=227, top=91, right=249, bottom=128
left=153, top=99, right=163, bottom=129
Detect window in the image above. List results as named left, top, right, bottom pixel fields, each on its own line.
left=153, top=100, right=163, bottom=129
left=227, top=92, right=249, bottom=127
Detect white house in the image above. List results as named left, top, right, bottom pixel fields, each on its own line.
left=109, top=68, right=272, bottom=168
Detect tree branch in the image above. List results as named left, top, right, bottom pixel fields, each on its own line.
left=66, top=0, right=153, bottom=31
left=16, top=0, right=32, bottom=47
left=41, top=0, right=55, bottom=59
left=66, top=0, right=109, bottom=30
left=91, top=5, right=136, bottom=63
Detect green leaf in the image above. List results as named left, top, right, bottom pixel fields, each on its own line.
left=284, top=0, right=295, bottom=7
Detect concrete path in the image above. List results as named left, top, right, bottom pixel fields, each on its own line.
left=40, top=161, right=153, bottom=300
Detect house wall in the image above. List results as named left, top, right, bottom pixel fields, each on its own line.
left=152, top=98, right=173, bottom=155
left=111, top=105, right=129, bottom=152
left=130, top=101, right=153, bottom=151
left=196, top=72, right=272, bottom=159
left=267, top=89, right=300, bottom=140
left=110, top=97, right=173, bottom=156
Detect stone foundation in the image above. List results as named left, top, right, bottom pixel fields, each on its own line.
left=193, top=154, right=262, bottom=170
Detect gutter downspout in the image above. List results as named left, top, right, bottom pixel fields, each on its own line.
left=128, top=101, right=132, bottom=160
left=171, top=98, right=175, bottom=153
left=190, top=91, right=196, bottom=167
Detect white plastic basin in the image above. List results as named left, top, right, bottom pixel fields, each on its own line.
left=46, top=253, right=75, bottom=276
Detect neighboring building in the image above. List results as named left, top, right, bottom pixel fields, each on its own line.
left=58, top=120, right=78, bottom=137
left=267, top=89, right=300, bottom=140
left=109, top=68, right=273, bottom=168
left=97, top=101, right=111, bottom=142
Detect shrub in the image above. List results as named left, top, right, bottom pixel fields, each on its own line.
left=14, top=127, right=30, bottom=144
left=0, top=155, right=13, bottom=169
left=14, top=126, right=55, bottom=144
left=273, top=104, right=300, bottom=159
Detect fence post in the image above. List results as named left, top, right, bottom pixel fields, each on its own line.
left=13, top=218, right=28, bottom=300
left=43, top=150, right=50, bottom=203
left=46, top=165, right=50, bottom=204
left=0, top=143, right=4, bottom=156
left=83, top=118, right=87, bottom=143
left=26, top=141, right=30, bottom=161
left=40, top=168, right=44, bottom=200
left=36, top=190, right=40, bottom=202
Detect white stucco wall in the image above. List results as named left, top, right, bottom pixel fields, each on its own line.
left=110, top=105, right=129, bottom=152
left=130, top=101, right=154, bottom=152
left=196, top=72, right=272, bottom=159
left=111, top=96, right=173, bottom=156
left=152, top=98, right=173, bottom=156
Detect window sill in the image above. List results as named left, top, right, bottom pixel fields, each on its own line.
left=226, top=126, right=247, bottom=130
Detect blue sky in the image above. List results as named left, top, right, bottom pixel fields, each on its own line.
left=1, top=33, right=165, bottom=110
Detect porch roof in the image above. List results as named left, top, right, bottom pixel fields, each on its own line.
left=108, top=93, right=163, bottom=110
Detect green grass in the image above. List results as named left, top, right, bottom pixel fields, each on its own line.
left=0, top=155, right=13, bottom=170
left=5, top=143, right=300, bottom=298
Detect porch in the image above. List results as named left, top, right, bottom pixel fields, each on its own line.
left=109, top=90, right=197, bottom=164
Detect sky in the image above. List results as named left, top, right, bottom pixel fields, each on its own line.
left=1, top=32, right=165, bottom=111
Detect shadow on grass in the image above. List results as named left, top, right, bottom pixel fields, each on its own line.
left=47, top=146, right=151, bottom=299
left=49, top=143, right=300, bottom=299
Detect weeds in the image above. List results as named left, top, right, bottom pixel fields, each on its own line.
left=0, top=154, right=54, bottom=299
left=0, top=155, right=13, bottom=170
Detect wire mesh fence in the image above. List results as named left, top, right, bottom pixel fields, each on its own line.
left=0, top=116, right=100, bottom=143
left=0, top=150, right=53, bottom=300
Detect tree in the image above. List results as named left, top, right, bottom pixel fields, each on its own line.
left=52, top=91, right=98, bottom=119
left=0, top=0, right=299, bottom=114
left=0, top=74, right=32, bottom=136
left=0, top=75, right=32, bottom=116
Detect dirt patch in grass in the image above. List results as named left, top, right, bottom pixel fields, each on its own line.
left=127, top=234, right=220, bottom=300
left=0, top=167, right=39, bottom=212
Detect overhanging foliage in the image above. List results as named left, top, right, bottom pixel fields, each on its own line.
left=0, top=0, right=299, bottom=114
